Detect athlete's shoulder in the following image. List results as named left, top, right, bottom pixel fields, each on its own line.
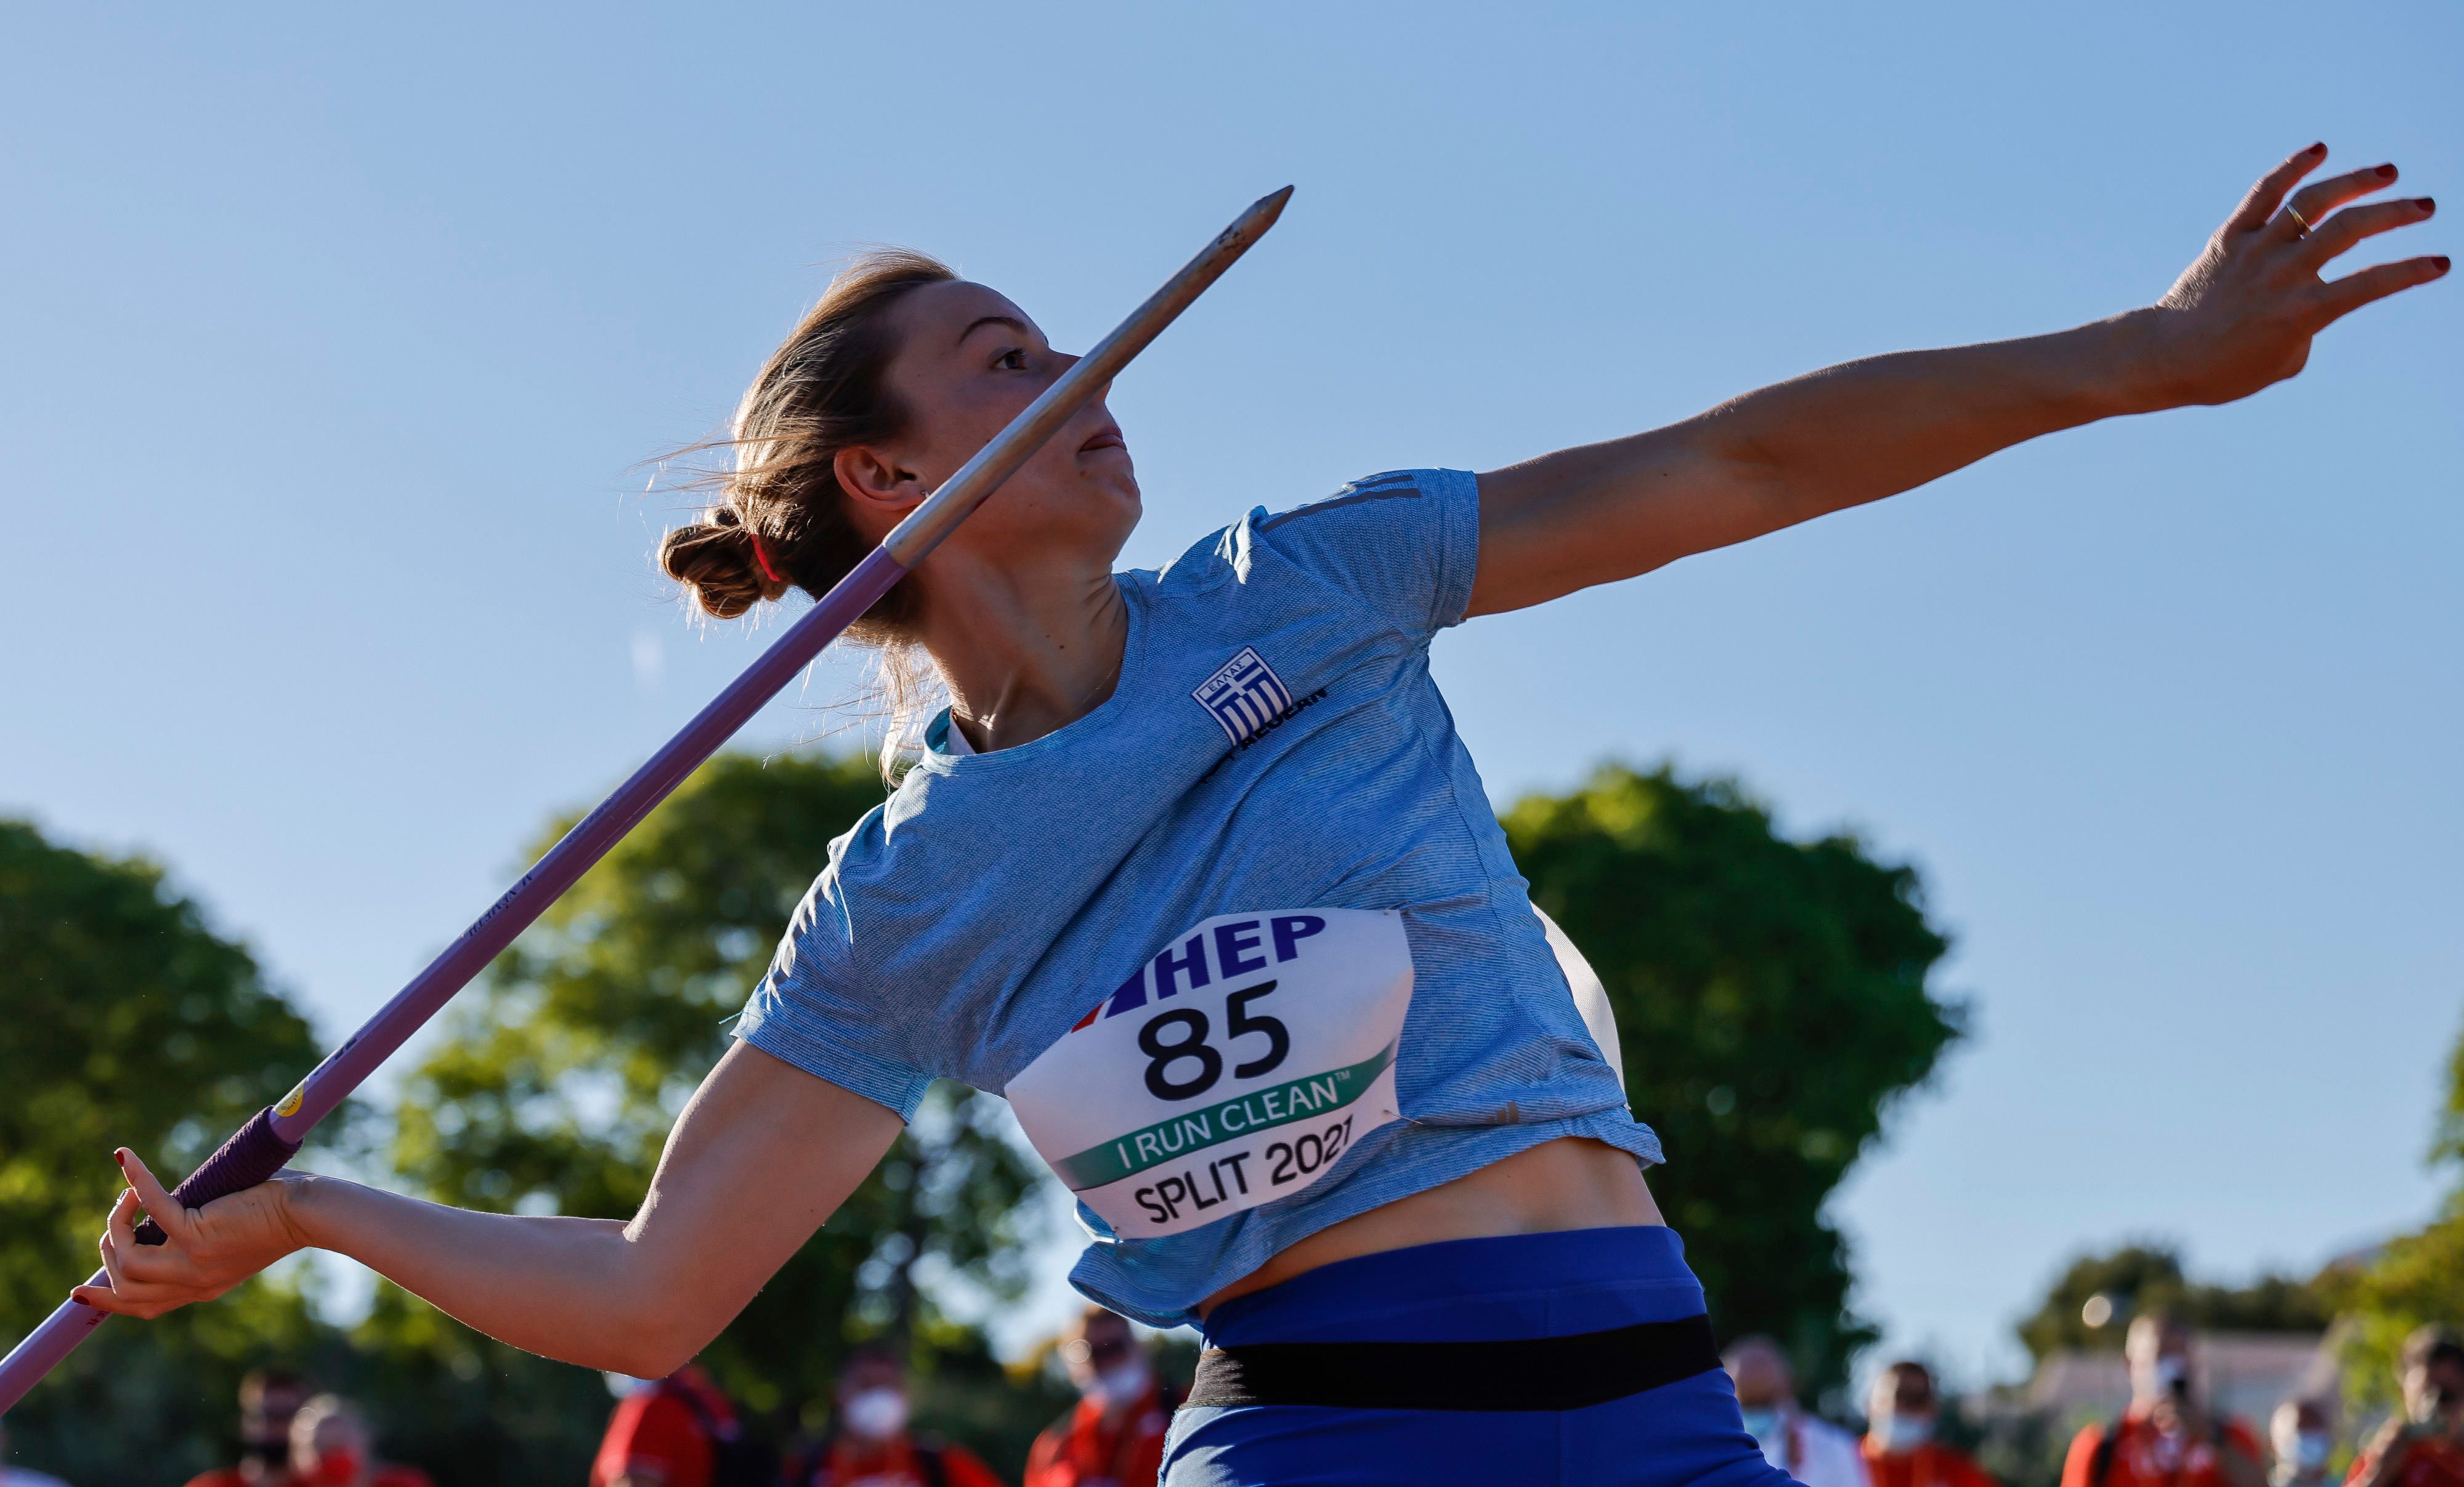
left=1141, top=469, right=1459, bottom=585
left=1255, top=468, right=1452, bottom=532
left=1255, top=469, right=1478, bottom=638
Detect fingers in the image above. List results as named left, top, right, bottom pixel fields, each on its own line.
left=116, top=1146, right=184, bottom=1242
left=83, top=1192, right=142, bottom=1313
left=2302, top=197, right=2437, bottom=265
left=104, top=1183, right=139, bottom=1261
left=2229, top=144, right=2327, bottom=232
left=2317, top=254, right=2453, bottom=322
left=2276, top=163, right=2404, bottom=241
left=79, top=1187, right=178, bottom=1316
left=69, top=1279, right=134, bottom=1315
left=103, top=1185, right=176, bottom=1286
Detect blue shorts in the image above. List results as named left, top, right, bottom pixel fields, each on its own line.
left=1159, top=1225, right=1792, bottom=1487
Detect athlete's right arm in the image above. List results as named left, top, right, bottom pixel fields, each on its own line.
left=71, top=1041, right=903, bottom=1377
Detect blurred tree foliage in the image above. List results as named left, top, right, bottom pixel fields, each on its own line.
left=2015, top=1242, right=2335, bottom=1362
left=0, top=819, right=341, bottom=1487
left=1501, top=764, right=1963, bottom=1403
left=2335, top=1016, right=2464, bottom=1418
left=380, top=752, right=1053, bottom=1462
left=2338, top=1212, right=2464, bottom=1417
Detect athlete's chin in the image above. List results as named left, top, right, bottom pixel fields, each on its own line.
left=1087, top=466, right=1141, bottom=518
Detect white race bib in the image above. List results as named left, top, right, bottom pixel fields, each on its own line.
left=1005, top=909, right=1412, bottom=1239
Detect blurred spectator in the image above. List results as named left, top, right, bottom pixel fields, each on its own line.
left=1725, top=1335, right=1871, bottom=1487
left=592, top=1365, right=760, bottom=1487
left=286, top=1397, right=431, bottom=1487
left=2273, top=1400, right=2336, bottom=1487
left=182, top=1368, right=314, bottom=1487
left=1025, top=1307, right=1175, bottom=1487
left=788, top=1347, right=1003, bottom=1487
left=0, top=1422, right=71, bottom=1487
left=2062, top=1312, right=2266, bottom=1487
left=1862, top=1361, right=1996, bottom=1487
left=2348, top=1327, right=2464, bottom=1487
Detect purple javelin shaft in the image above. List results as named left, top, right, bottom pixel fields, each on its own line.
left=0, top=186, right=1291, bottom=1416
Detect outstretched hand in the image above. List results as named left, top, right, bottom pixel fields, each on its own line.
left=68, top=1146, right=306, bottom=1319
left=2147, top=143, right=2445, bottom=407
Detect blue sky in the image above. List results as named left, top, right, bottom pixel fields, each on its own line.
left=2, top=4, right=2457, bottom=1383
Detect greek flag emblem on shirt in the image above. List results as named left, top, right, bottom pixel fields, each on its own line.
left=1193, top=647, right=1294, bottom=746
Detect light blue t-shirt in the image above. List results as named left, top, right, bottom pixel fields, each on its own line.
left=735, top=468, right=1662, bottom=1326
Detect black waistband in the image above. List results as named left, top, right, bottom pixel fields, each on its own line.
left=1183, top=1312, right=1722, bottom=1412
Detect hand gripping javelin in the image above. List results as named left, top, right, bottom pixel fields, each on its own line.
left=0, top=185, right=1292, bottom=1414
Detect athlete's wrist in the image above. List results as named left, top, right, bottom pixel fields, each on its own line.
left=273, top=1170, right=344, bottom=1254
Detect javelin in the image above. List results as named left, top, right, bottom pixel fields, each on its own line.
left=0, top=185, right=1294, bottom=1414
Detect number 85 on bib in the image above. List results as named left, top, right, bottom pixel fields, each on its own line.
left=1006, top=909, right=1413, bottom=1241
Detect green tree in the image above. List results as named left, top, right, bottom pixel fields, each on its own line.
left=2016, top=1242, right=2335, bottom=1362
left=382, top=753, right=1051, bottom=1459
left=2340, top=1211, right=2464, bottom=1417
left=0, top=819, right=342, bottom=1487
left=1502, top=764, right=1963, bottom=1400
left=2338, top=1015, right=2464, bottom=1417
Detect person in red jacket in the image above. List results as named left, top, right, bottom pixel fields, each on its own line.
left=591, top=1365, right=745, bottom=1487
left=2061, top=1314, right=2265, bottom=1487
left=790, top=1348, right=1004, bottom=1487
left=181, top=1369, right=314, bottom=1487
left=286, top=1397, right=432, bottom=1487
left=1861, top=1361, right=1995, bottom=1487
left=2349, top=1327, right=2464, bottom=1487
left=1026, top=1309, right=1175, bottom=1487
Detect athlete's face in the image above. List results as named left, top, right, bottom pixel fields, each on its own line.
left=842, top=279, right=1141, bottom=572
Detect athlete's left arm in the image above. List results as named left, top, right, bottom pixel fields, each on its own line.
left=1466, top=147, right=2444, bottom=618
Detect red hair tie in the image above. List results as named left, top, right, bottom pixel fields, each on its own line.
left=748, top=533, right=785, bottom=586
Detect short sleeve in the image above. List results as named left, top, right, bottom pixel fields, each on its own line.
left=732, top=849, right=934, bottom=1120
left=1250, top=468, right=1480, bottom=640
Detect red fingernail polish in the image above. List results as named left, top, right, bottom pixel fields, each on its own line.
left=2435, top=257, right=2452, bottom=273
left=2307, top=142, right=2325, bottom=155
left=2377, top=164, right=2397, bottom=178
left=2420, top=198, right=2436, bottom=214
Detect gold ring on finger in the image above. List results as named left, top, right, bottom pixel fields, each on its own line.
left=2285, top=203, right=2313, bottom=238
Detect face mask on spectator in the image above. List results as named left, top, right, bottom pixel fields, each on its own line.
left=602, top=1373, right=662, bottom=1399
left=2295, top=1432, right=2332, bottom=1470
left=1740, top=1407, right=1782, bottom=1445
left=1874, top=1414, right=1935, bottom=1452
left=1090, top=1358, right=1151, bottom=1406
left=2150, top=1356, right=2189, bottom=1398
left=842, top=1387, right=909, bottom=1441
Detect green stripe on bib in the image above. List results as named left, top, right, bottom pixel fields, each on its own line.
left=1048, top=1043, right=1398, bottom=1191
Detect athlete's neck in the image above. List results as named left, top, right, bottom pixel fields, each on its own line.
left=917, top=544, right=1126, bottom=753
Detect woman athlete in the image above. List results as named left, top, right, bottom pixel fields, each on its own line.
left=78, top=148, right=2440, bottom=1486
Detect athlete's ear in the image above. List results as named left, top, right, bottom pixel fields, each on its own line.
left=832, top=444, right=926, bottom=521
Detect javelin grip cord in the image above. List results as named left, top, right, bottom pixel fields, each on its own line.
left=0, top=185, right=1291, bottom=1415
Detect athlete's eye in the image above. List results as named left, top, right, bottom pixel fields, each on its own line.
left=994, top=347, right=1028, bottom=371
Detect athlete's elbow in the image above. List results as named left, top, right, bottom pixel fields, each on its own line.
left=596, top=1310, right=713, bottom=1380
left=586, top=1269, right=731, bottom=1378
